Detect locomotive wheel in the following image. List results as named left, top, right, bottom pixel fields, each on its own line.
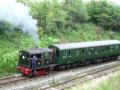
left=85, top=61, right=90, bottom=65
left=54, top=66, right=59, bottom=71
left=28, top=72, right=33, bottom=77
left=66, top=64, right=71, bottom=69
left=28, top=72, right=35, bottom=77
left=58, top=65, right=65, bottom=70
left=72, top=63, right=77, bottom=68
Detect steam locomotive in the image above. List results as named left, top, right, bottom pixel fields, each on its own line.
left=17, top=40, right=120, bottom=76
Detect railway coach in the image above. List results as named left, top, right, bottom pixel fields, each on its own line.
left=49, top=40, right=120, bottom=69
left=17, top=40, right=120, bottom=76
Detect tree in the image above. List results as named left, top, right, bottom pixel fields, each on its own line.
left=87, top=0, right=120, bottom=31
left=29, top=0, right=67, bottom=36
left=63, top=0, right=89, bottom=29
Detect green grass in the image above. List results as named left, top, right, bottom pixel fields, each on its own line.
left=95, top=72, right=120, bottom=90
left=0, top=35, right=34, bottom=77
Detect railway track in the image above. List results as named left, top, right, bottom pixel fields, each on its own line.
left=0, top=60, right=120, bottom=90
left=47, top=62, right=120, bottom=90
left=0, top=74, right=27, bottom=85
left=29, top=60, right=120, bottom=90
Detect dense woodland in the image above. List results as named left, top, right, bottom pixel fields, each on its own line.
left=1, top=0, right=120, bottom=38
left=0, top=0, right=120, bottom=76
left=19, top=0, right=120, bottom=35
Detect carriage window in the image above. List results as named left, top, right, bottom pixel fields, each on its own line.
left=88, top=52, right=91, bottom=55
left=82, top=49, right=85, bottom=53
left=110, top=46, right=113, bottom=51
left=106, top=47, right=109, bottom=50
left=116, top=45, right=119, bottom=49
left=63, top=51, right=67, bottom=58
left=86, top=49, right=88, bottom=52
left=95, top=51, right=98, bottom=54
left=76, top=50, right=79, bottom=56
left=97, top=47, right=101, bottom=51
left=68, top=51, right=71, bottom=57
left=91, top=48, right=94, bottom=51
left=114, top=45, right=116, bottom=49
left=102, top=47, right=105, bottom=51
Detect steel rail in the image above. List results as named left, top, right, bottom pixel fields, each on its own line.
left=0, top=74, right=27, bottom=85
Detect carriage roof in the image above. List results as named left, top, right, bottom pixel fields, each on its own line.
left=50, top=40, right=120, bottom=50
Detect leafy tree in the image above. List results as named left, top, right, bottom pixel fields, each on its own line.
left=87, top=0, right=120, bottom=31
left=63, top=0, right=89, bottom=29
left=29, top=0, right=67, bottom=36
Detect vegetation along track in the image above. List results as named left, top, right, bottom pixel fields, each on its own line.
left=0, top=60, right=120, bottom=90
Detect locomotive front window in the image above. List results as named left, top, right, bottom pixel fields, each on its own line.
left=19, top=52, right=30, bottom=67
left=45, top=53, right=49, bottom=57
left=44, top=53, right=50, bottom=59
left=31, top=54, right=41, bottom=58
left=56, top=50, right=59, bottom=57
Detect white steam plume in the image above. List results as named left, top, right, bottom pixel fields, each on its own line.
left=0, top=0, right=39, bottom=46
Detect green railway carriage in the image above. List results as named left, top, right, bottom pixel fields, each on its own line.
left=49, top=40, right=120, bottom=65
left=19, top=48, right=53, bottom=69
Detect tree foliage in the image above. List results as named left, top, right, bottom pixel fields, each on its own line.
left=1, top=0, right=120, bottom=37
left=87, top=0, right=120, bottom=31
left=29, top=0, right=67, bottom=36
left=22, top=0, right=89, bottom=36
left=63, top=0, right=89, bottom=29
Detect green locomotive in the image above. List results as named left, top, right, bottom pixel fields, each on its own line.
left=17, top=40, right=120, bottom=76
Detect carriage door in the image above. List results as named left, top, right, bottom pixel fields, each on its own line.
left=50, top=48, right=56, bottom=63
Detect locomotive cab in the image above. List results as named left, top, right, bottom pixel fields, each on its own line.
left=17, top=48, right=53, bottom=75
